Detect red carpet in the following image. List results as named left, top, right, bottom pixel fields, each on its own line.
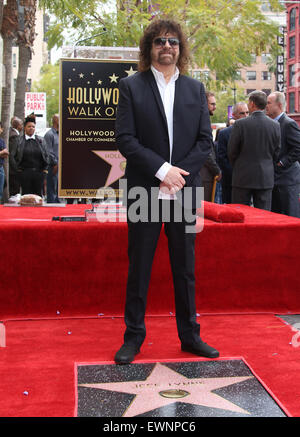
left=0, top=203, right=300, bottom=319
left=0, top=203, right=300, bottom=417
left=0, top=314, right=299, bottom=417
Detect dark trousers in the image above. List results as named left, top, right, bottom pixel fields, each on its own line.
left=123, top=200, right=200, bottom=348
left=221, top=173, right=232, bottom=204
left=232, top=187, right=272, bottom=210
left=47, top=166, right=59, bottom=203
left=202, top=180, right=214, bottom=202
left=19, top=168, right=44, bottom=196
left=9, top=172, right=20, bottom=196
left=272, top=184, right=300, bottom=218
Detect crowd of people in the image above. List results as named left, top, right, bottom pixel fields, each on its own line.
left=0, top=81, right=299, bottom=219
left=204, top=90, right=300, bottom=218
left=0, top=113, right=59, bottom=204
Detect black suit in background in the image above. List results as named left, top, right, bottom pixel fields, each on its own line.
left=217, top=125, right=233, bottom=203
left=271, top=113, right=300, bottom=218
left=115, top=69, right=212, bottom=348
left=8, top=127, right=21, bottom=196
left=228, top=111, right=281, bottom=210
left=199, top=145, right=221, bottom=202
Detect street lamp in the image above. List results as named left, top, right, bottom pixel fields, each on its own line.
left=73, top=28, right=107, bottom=58
left=231, top=85, right=237, bottom=105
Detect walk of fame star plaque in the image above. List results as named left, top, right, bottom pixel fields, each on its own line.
left=59, top=59, right=137, bottom=199
left=75, top=359, right=286, bottom=417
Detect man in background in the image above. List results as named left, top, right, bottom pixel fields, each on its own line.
left=266, top=92, right=300, bottom=218
left=228, top=90, right=281, bottom=210
left=9, top=116, right=23, bottom=197
left=217, top=102, right=249, bottom=203
left=44, top=114, right=59, bottom=203
left=199, top=91, right=222, bottom=202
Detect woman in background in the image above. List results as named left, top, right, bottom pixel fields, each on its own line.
left=15, top=116, right=49, bottom=197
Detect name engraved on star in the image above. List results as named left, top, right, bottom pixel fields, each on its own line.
left=134, top=380, right=204, bottom=389
left=171, top=381, right=204, bottom=386
left=135, top=383, right=159, bottom=388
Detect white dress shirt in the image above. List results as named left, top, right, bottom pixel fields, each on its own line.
left=151, top=65, right=179, bottom=199
left=25, top=134, right=36, bottom=140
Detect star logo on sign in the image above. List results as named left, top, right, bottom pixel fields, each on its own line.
left=79, top=73, right=84, bottom=78
left=125, top=66, right=137, bottom=76
left=109, top=73, right=119, bottom=83
left=79, top=362, right=253, bottom=417
left=93, top=150, right=126, bottom=187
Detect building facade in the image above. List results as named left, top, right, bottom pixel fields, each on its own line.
left=286, top=2, right=300, bottom=123
left=191, top=3, right=286, bottom=100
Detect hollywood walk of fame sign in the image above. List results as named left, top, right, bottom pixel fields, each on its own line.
left=59, top=58, right=137, bottom=199
left=76, top=360, right=286, bottom=417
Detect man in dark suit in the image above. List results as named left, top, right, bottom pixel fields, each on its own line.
left=217, top=102, right=249, bottom=203
left=114, top=19, right=219, bottom=365
left=228, top=90, right=281, bottom=210
left=266, top=92, right=300, bottom=218
left=9, top=116, right=23, bottom=196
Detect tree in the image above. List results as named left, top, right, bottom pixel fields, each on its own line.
left=0, top=0, right=19, bottom=201
left=32, top=63, right=59, bottom=125
left=40, top=0, right=284, bottom=86
left=0, top=0, right=4, bottom=29
left=14, top=0, right=38, bottom=120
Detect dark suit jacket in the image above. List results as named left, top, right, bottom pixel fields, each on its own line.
left=115, top=70, right=212, bottom=204
left=228, top=111, right=281, bottom=189
left=275, top=113, right=300, bottom=186
left=9, top=128, right=20, bottom=174
left=199, top=144, right=221, bottom=182
left=15, top=135, right=49, bottom=171
left=217, top=125, right=233, bottom=177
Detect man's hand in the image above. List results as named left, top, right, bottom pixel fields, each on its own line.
left=0, top=148, right=9, bottom=158
left=52, top=164, right=58, bottom=175
left=216, top=172, right=222, bottom=182
left=163, top=166, right=189, bottom=193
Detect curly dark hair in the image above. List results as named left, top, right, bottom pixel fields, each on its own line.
left=24, top=114, right=36, bottom=126
left=138, top=19, right=190, bottom=75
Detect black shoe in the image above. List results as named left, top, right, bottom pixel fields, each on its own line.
left=181, top=341, right=219, bottom=358
left=114, top=343, right=140, bottom=365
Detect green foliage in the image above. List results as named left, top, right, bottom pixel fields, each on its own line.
left=40, top=0, right=284, bottom=87
left=32, top=63, right=60, bottom=125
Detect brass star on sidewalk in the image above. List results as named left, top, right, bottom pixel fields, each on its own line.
left=79, top=362, right=253, bottom=417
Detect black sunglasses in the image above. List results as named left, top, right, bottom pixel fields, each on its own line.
left=153, top=37, right=180, bottom=47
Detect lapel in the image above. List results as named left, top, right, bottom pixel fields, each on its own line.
left=278, top=113, right=286, bottom=126
left=172, top=76, right=183, bottom=163
left=145, top=70, right=168, bottom=130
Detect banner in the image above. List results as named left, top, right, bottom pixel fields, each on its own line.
left=59, top=59, right=137, bottom=198
left=276, top=26, right=285, bottom=92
